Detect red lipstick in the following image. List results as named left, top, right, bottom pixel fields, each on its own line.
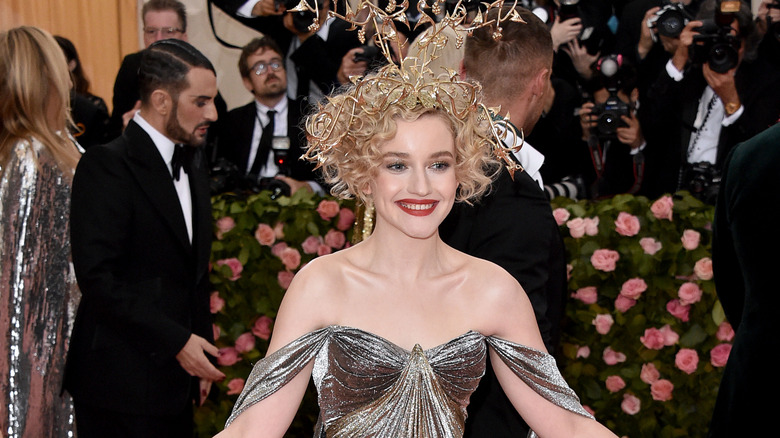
left=396, top=199, right=438, bottom=216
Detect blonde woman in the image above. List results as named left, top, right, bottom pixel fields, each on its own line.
left=0, top=25, right=82, bottom=438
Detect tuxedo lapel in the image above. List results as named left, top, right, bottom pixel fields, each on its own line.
left=236, top=103, right=257, bottom=171
left=189, top=148, right=213, bottom=282
left=123, top=121, right=192, bottom=253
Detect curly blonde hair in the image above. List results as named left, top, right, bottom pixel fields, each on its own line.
left=304, top=67, right=501, bottom=206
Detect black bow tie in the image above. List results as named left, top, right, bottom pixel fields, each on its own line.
left=171, top=144, right=193, bottom=181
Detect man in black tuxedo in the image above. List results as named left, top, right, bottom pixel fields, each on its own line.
left=709, top=121, right=780, bottom=437
left=211, top=0, right=361, bottom=105
left=215, top=36, right=319, bottom=194
left=439, top=6, right=567, bottom=438
left=65, top=39, right=225, bottom=437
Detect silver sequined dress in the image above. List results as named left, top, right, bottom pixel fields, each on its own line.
left=0, top=139, right=80, bottom=438
left=227, top=325, right=592, bottom=437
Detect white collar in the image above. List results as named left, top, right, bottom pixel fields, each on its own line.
left=254, top=97, right=288, bottom=115
left=133, top=111, right=177, bottom=174
left=503, top=128, right=545, bottom=189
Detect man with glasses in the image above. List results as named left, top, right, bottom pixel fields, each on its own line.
left=107, top=0, right=226, bottom=140
left=215, top=36, right=320, bottom=194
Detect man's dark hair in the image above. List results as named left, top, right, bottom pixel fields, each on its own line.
left=238, top=36, right=285, bottom=79
left=138, top=39, right=215, bottom=104
left=463, top=6, right=552, bottom=102
left=142, top=0, right=188, bottom=33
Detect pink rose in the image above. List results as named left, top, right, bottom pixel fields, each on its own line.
left=675, top=348, right=699, bottom=374
left=592, top=313, right=614, bottom=335
left=693, top=257, right=713, bottom=280
left=621, top=393, right=641, bottom=415
left=614, top=295, right=637, bottom=313
left=226, top=378, right=245, bottom=395
left=678, top=282, right=703, bottom=306
left=603, top=346, right=627, bottom=365
left=681, top=229, right=701, bottom=250
left=591, top=249, right=620, bottom=272
left=277, top=270, right=295, bottom=289
left=324, top=229, right=346, bottom=249
left=337, top=208, right=356, bottom=231
left=566, top=218, right=586, bottom=239
left=651, top=195, right=674, bottom=221
left=640, top=363, right=660, bottom=384
left=254, top=223, right=276, bottom=246
left=252, top=315, right=273, bottom=340
left=666, top=299, right=690, bottom=322
left=606, top=375, right=626, bottom=393
left=620, top=278, right=648, bottom=300
left=234, top=332, right=256, bottom=353
left=210, top=291, right=225, bottom=314
left=271, top=242, right=289, bottom=257
left=716, top=322, right=735, bottom=342
left=215, top=216, right=235, bottom=240
left=576, top=346, right=591, bottom=358
left=217, top=347, right=240, bottom=366
left=279, top=247, right=301, bottom=271
left=273, top=222, right=285, bottom=239
left=710, top=343, right=732, bottom=367
left=650, top=379, right=674, bottom=401
left=659, top=324, right=679, bottom=346
left=317, top=244, right=332, bottom=256
left=212, top=324, right=221, bottom=341
left=572, top=286, right=598, bottom=304
left=639, top=237, right=663, bottom=255
left=301, top=235, right=324, bottom=254
left=552, top=208, right=571, bottom=226
left=614, top=212, right=641, bottom=236
left=217, top=258, right=243, bottom=281
left=316, top=200, right=340, bottom=220
left=584, top=217, right=600, bottom=236
left=640, top=327, right=666, bottom=350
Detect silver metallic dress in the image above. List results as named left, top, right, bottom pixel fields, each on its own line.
left=227, top=325, right=592, bottom=437
left=0, top=139, right=80, bottom=438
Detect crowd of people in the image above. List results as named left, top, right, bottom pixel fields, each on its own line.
left=1, top=0, right=778, bottom=437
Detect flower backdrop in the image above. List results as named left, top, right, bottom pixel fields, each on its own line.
left=551, top=192, right=728, bottom=438
left=196, top=190, right=727, bottom=437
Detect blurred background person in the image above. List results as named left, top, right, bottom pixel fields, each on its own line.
left=0, top=25, right=82, bottom=438
left=55, top=35, right=110, bottom=150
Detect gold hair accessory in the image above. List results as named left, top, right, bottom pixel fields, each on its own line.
left=299, top=0, right=526, bottom=177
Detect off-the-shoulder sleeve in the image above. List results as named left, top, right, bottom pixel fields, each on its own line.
left=486, top=336, right=593, bottom=438
left=226, top=327, right=332, bottom=426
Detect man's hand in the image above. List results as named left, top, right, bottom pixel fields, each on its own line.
left=703, top=63, right=740, bottom=113
left=275, top=175, right=313, bottom=194
left=337, top=48, right=369, bottom=84
left=638, top=6, right=661, bottom=60
left=562, top=39, right=598, bottom=80
left=616, top=112, right=644, bottom=150
left=550, top=16, right=582, bottom=52
left=671, top=20, right=703, bottom=71
left=176, top=334, right=226, bottom=382
left=579, top=102, right=596, bottom=141
left=252, top=0, right=284, bottom=16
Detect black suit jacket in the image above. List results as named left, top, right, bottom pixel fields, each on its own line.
left=439, top=167, right=568, bottom=437
left=709, top=122, right=780, bottom=437
left=64, top=120, right=214, bottom=416
left=216, top=99, right=316, bottom=181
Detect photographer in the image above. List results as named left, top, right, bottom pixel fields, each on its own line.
left=577, top=55, right=649, bottom=199
left=213, top=37, right=322, bottom=197
left=641, top=0, right=773, bottom=203
left=212, top=0, right=361, bottom=105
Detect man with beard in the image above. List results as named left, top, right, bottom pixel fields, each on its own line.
left=215, top=36, right=321, bottom=194
left=64, top=39, right=225, bottom=437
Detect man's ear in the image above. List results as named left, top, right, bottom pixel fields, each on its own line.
left=150, top=89, right=171, bottom=116
left=531, top=67, right=551, bottom=97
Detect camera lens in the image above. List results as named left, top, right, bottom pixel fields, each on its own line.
left=708, top=43, right=738, bottom=73
left=658, top=11, right=685, bottom=37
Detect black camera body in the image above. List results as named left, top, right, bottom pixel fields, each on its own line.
left=559, top=0, right=580, bottom=22
left=681, top=162, right=721, bottom=204
left=647, top=1, right=690, bottom=37
left=590, top=91, right=631, bottom=138
left=689, top=18, right=741, bottom=73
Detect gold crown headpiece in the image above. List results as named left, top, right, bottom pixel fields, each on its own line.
left=299, top=0, right=527, bottom=177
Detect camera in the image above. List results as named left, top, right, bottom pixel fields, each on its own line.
left=559, top=0, right=580, bottom=22
left=681, top=162, right=720, bottom=204
left=589, top=54, right=631, bottom=138
left=689, top=0, right=741, bottom=73
left=646, top=1, right=691, bottom=37
left=209, top=157, right=291, bottom=199
left=283, top=0, right=323, bottom=34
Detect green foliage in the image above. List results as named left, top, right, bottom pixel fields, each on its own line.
left=195, top=190, right=355, bottom=437
left=552, top=192, right=731, bottom=437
